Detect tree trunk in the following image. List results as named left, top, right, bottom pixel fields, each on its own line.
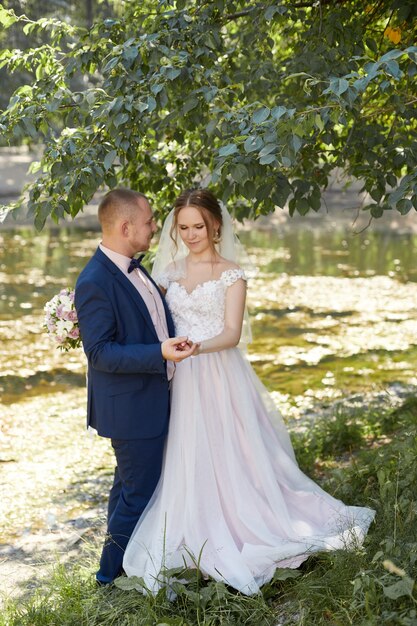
left=86, top=0, right=93, bottom=28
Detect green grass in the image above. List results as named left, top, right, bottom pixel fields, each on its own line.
left=2, top=398, right=417, bottom=626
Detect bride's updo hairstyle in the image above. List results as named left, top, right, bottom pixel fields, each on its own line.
left=170, top=188, right=223, bottom=251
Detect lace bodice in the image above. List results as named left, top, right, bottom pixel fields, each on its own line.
left=157, top=267, right=246, bottom=342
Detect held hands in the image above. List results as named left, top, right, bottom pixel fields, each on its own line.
left=161, top=337, right=200, bottom=362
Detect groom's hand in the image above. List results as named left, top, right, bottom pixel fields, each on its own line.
left=161, top=337, right=199, bottom=362
left=176, top=339, right=193, bottom=351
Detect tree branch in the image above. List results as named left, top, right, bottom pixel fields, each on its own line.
left=224, top=0, right=350, bottom=22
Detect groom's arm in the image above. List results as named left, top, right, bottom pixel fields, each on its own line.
left=75, top=278, right=166, bottom=375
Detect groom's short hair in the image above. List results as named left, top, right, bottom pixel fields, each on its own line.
left=98, top=188, right=148, bottom=230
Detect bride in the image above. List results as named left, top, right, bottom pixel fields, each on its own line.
left=123, top=188, right=375, bottom=595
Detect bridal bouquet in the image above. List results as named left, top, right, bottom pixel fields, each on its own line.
left=44, top=288, right=82, bottom=351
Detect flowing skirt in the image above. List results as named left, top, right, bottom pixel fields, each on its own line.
left=123, top=348, right=375, bottom=595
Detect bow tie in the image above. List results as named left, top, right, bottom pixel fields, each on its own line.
left=127, top=254, right=146, bottom=274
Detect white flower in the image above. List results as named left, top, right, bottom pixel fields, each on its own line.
left=59, top=295, right=72, bottom=308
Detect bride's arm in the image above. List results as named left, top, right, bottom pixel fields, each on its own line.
left=196, top=279, right=246, bottom=354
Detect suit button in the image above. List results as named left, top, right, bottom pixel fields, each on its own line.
left=162, top=376, right=167, bottom=382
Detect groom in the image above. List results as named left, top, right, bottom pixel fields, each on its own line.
left=75, top=188, right=197, bottom=585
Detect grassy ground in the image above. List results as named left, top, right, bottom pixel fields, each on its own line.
left=1, top=397, right=416, bottom=625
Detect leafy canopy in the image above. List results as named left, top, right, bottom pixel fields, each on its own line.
left=0, top=0, right=416, bottom=229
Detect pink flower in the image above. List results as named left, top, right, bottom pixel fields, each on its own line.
left=68, top=327, right=80, bottom=339
left=66, top=310, right=78, bottom=322
left=55, top=303, right=67, bottom=319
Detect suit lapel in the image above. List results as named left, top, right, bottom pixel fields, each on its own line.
left=93, top=247, right=160, bottom=338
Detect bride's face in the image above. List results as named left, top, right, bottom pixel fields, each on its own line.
left=177, top=206, right=214, bottom=254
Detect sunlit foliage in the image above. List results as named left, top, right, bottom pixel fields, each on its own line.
left=0, top=0, right=416, bottom=228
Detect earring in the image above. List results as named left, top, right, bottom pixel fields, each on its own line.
left=213, top=230, right=221, bottom=244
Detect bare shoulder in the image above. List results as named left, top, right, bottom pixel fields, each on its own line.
left=217, top=258, right=241, bottom=272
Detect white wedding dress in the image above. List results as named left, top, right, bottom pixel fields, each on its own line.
left=123, top=266, right=375, bottom=595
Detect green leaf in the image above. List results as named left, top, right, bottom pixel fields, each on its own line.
left=243, top=180, right=256, bottom=198
left=366, top=38, right=378, bottom=54
left=151, top=83, right=163, bottom=95
left=370, top=187, right=383, bottom=202
left=0, top=6, right=18, bottom=28
left=206, top=120, right=217, bottom=136
left=309, top=190, right=321, bottom=211
left=370, top=204, right=384, bottom=218
left=324, top=77, right=349, bottom=97
left=104, top=150, right=117, bottom=171
left=259, top=143, right=277, bottom=157
left=272, top=568, right=302, bottom=582
left=183, top=97, right=198, bottom=113
left=244, top=135, right=263, bottom=153
left=296, top=198, right=310, bottom=215
left=384, top=60, right=402, bottom=79
left=22, top=118, right=38, bottom=139
left=353, top=76, right=370, bottom=92
left=135, top=100, right=149, bottom=113
left=202, top=86, right=218, bottom=103
left=292, top=135, right=303, bottom=153
left=386, top=174, right=397, bottom=188
left=218, top=143, right=238, bottom=157
left=114, top=575, right=146, bottom=591
left=165, top=67, right=181, bottom=80
left=252, top=107, right=270, bottom=124
left=397, top=199, right=412, bottom=215
left=383, top=576, right=414, bottom=600
left=113, top=112, right=129, bottom=127
left=259, top=154, right=276, bottom=165
left=147, top=96, right=157, bottom=112
left=231, top=163, right=248, bottom=184
left=379, top=49, right=406, bottom=63
left=265, top=6, right=278, bottom=21
left=271, top=106, right=287, bottom=120
left=314, top=114, right=324, bottom=132
left=109, top=97, right=124, bottom=114
left=34, top=202, right=51, bottom=232
left=102, top=56, right=119, bottom=73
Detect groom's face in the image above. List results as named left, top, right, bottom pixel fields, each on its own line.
left=127, top=199, right=157, bottom=254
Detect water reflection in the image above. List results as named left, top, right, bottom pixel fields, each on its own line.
left=0, top=228, right=98, bottom=319
left=239, top=227, right=417, bottom=282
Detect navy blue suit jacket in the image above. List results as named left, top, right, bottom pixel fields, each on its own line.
left=75, top=247, right=175, bottom=439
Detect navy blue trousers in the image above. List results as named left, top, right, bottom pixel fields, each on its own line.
left=96, top=431, right=167, bottom=584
